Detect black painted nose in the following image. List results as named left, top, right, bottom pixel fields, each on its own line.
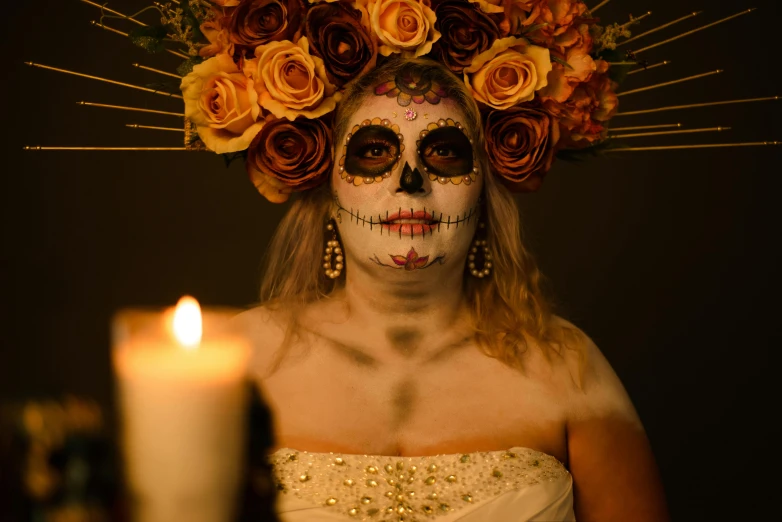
left=399, top=162, right=424, bottom=194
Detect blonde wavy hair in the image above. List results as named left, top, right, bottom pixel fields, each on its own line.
left=259, top=58, right=587, bottom=384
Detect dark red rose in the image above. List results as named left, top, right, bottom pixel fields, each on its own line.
left=246, top=117, right=332, bottom=203
left=431, top=0, right=501, bottom=74
left=304, top=2, right=377, bottom=87
left=229, top=0, right=305, bottom=56
left=484, top=107, right=560, bottom=192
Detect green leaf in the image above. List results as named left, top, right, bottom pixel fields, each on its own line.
left=550, top=55, right=574, bottom=70
left=522, top=23, right=549, bottom=35
left=128, top=25, right=168, bottom=54
left=180, top=3, right=207, bottom=43
left=176, top=56, right=203, bottom=77
left=221, top=150, right=247, bottom=168
left=593, top=48, right=635, bottom=86
left=186, top=133, right=201, bottom=147
left=595, top=48, right=624, bottom=62
left=143, top=81, right=181, bottom=96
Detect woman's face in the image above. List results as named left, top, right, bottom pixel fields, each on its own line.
left=331, top=93, right=483, bottom=277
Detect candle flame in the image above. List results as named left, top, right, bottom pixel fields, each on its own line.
left=172, top=296, right=202, bottom=350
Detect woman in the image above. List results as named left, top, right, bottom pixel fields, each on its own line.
left=238, top=58, right=670, bottom=522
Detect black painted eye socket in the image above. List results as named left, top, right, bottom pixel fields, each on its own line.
left=345, top=126, right=400, bottom=177
left=419, top=127, right=473, bottom=177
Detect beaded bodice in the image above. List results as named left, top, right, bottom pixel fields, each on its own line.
left=270, top=446, right=573, bottom=521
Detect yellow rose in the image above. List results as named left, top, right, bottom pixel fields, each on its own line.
left=251, top=37, right=341, bottom=121
left=369, top=0, right=440, bottom=57
left=181, top=53, right=264, bottom=154
left=467, top=0, right=504, bottom=14
left=464, top=37, right=552, bottom=109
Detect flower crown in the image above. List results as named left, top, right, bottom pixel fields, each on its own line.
left=25, top=1, right=779, bottom=203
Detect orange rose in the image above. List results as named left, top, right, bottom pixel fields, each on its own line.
left=181, top=54, right=264, bottom=153
left=523, top=0, right=588, bottom=46
left=199, top=18, right=235, bottom=58
left=464, top=37, right=552, bottom=109
left=369, top=0, right=440, bottom=57
left=250, top=38, right=341, bottom=120
left=538, top=37, right=596, bottom=102
left=544, top=71, right=617, bottom=148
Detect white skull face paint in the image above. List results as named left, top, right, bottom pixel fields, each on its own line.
left=331, top=95, right=483, bottom=276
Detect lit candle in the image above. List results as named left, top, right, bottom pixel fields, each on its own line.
left=112, top=296, right=251, bottom=522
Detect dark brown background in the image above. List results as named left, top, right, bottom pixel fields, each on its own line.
left=2, top=1, right=780, bottom=520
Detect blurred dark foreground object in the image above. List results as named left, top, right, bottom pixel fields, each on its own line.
left=0, top=388, right=279, bottom=522
left=236, top=383, right=279, bottom=522
left=0, top=396, right=122, bottom=522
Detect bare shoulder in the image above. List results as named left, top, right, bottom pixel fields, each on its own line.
left=232, top=305, right=290, bottom=379
left=550, top=316, right=640, bottom=421
left=552, top=316, right=670, bottom=522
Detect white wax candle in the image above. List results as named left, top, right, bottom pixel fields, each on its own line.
left=112, top=297, right=250, bottom=522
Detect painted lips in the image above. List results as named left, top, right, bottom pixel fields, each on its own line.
left=381, top=209, right=439, bottom=235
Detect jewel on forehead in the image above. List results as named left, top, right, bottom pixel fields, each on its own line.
left=404, top=108, right=417, bottom=121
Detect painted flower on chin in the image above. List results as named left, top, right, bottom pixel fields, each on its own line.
left=391, top=247, right=429, bottom=270
left=181, top=53, right=264, bottom=154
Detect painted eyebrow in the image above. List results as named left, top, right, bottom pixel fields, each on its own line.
left=348, top=125, right=399, bottom=143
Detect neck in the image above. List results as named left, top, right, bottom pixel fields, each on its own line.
left=332, top=255, right=471, bottom=354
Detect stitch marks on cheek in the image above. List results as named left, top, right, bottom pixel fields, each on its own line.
left=333, top=195, right=480, bottom=239
left=339, top=118, right=404, bottom=186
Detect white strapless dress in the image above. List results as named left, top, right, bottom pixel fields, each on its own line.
left=269, top=446, right=574, bottom=521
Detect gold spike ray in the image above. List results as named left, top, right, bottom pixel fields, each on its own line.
left=90, top=21, right=189, bottom=60
left=616, top=70, right=722, bottom=97
left=24, top=146, right=192, bottom=151
left=617, top=11, right=701, bottom=47
left=606, top=142, right=780, bottom=152
left=634, top=9, right=756, bottom=55
left=619, top=12, right=653, bottom=30
left=133, top=63, right=182, bottom=79
left=588, top=0, right=611, bottom=15
left=614, top=96, right=779, bottom=116
left=25, top=62, right=183, bottom=99
left=609, top=126, right=730, bottom=139
left=126, top=124, right=185, bottom=132
left=627, top=60, right=670, bottom=75
left=78, top=101, right=183, bottom=117
left=609, top=123, right=681, bottom=132
left=80, top=0, right=146, bottom=26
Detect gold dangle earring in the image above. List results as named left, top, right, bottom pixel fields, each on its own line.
left=323, top=221, right=344, bottom=279
left=468, top=222, right=492, bottom=278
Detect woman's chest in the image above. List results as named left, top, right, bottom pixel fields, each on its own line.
left=260, top=346, right=571, bottom=466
